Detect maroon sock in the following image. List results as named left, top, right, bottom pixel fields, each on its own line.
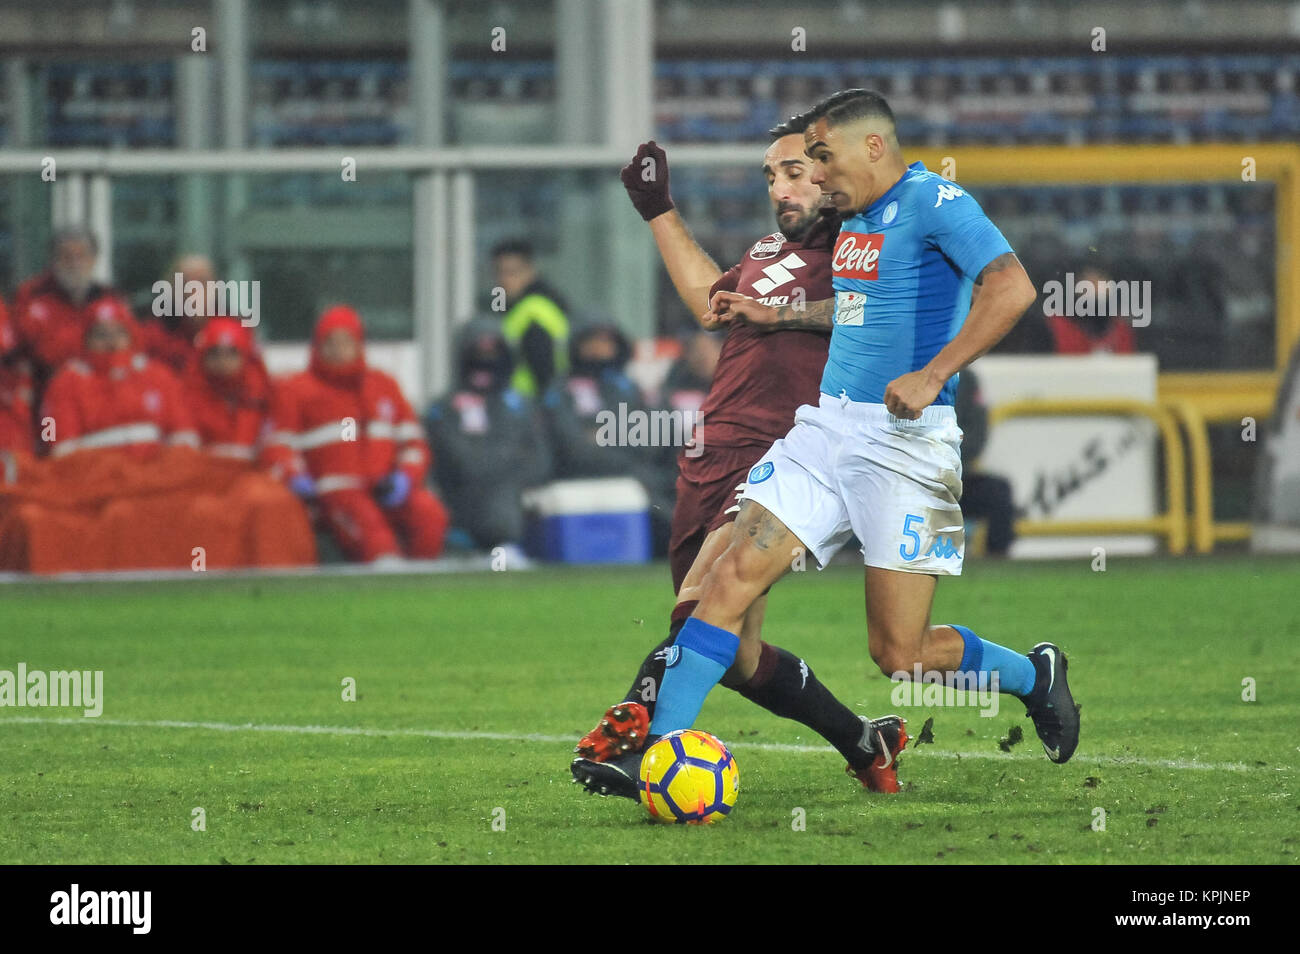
left=735, top=642, right=871, bottom=768
left=670, top=600, right=698, bottom=630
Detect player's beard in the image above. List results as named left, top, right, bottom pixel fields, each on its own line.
left=775, top=204, right=820, bottom=243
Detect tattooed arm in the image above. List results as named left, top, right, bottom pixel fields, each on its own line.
left=702, top=290, right=834, bottom=333
left=768, top=297, right=835, bottom=332
left=883, top=252, right=1037, bottom=420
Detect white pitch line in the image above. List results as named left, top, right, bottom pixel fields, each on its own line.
left=1, top=715, right=1276, bottom=774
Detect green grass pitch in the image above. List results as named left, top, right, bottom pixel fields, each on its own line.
left=2, top=555, right=1297, bottom=864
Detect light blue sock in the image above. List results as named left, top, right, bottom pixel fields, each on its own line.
left=952, top=624, right=1037, bottom=697
left=648, top=618, right=740, bottom=736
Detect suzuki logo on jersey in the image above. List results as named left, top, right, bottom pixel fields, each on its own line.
left=750, top=252, right=807, bottom=297
left=832, top=232, right=883, bottom=280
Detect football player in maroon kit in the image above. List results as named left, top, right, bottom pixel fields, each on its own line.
left=572, top=128, right=906, bottom=797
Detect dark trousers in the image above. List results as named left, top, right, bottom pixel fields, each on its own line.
left=962, top=472, right=1016, bottom=556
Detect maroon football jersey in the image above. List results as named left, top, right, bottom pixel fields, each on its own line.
left=689, top=211, right=836, bottom=468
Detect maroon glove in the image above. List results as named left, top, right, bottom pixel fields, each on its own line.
left=620, top=140, right=674, bottom=221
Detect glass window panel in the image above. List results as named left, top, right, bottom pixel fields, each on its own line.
left=109, top=172, right=413, bottom=341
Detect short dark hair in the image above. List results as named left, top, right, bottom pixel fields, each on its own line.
left=768, top=113, right=813, bottom=139
left=490, top=238, right=534, bottom=261
left=802, top=88, right=897, bottom=135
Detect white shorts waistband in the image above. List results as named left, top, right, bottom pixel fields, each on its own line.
left=817, top=392, right=957, bottom=426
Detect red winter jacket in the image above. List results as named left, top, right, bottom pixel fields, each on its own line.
left=39, top=307, right=199, bottom=459
left=183, top=317, right=273, bottom=462
left=15, top=273, right=137, bottom=378
left=0, top=296, right=34, bottom=454
left=264, top=306, right=430, bottom=492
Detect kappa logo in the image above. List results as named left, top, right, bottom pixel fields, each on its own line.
left=748, top=461, right=774, bottom=484
left=749, top=235, right=785, bottom=260
left=832, top=232, right=883, bottom=280
left=934, top=183, right=966, bottom=207
left=926, top=534, right=961, bottom=559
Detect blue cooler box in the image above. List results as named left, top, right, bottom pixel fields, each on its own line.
left=523, top=478, right=652, bottom=564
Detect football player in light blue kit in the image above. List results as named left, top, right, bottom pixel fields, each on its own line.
left=583, top=90, right=1080, bottom=798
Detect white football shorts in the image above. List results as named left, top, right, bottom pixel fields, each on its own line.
left=739, top=392, right=966, bottom=574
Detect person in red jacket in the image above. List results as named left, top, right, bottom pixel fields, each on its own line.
left=39, top=300, right=199, bottom=459
left=0, top=296, right=35, bottom=454
left=1044, top=266, right=1137, bottom=355
left=180, top=315, right=316, bottom=570
left=266, top=304, right=448, bottom=562
left=140, top=253, right=222, bottom=376
left=184, top=316, right=272, bottom=461
left=14, top=229, right=138, bottom=392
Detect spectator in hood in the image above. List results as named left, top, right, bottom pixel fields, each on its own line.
left=264, top=304, right=448, bottom=562
left=39, top=299, right=198, bottom=460
left=543, top=322, right=677, bottom=554
left=183, top=316, right=273, bottom=462
left=425, top=320, right=553, bottom=551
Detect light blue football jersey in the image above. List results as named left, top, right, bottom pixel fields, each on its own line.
left=821, top=161, right=1013, bottom=407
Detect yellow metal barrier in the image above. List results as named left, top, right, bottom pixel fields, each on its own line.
left=1161, top=399, right=1215, bottom=554
left=1161, top=398, right=1264, bottom=551
left=1158, top=372, right=1278, bottom=422
left=987, top=399, right=1188, bottom=554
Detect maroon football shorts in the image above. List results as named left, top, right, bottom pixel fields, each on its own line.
left=667, top=445, right=766, bottom=593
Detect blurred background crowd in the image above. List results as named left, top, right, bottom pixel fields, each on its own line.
left=0, top=0, right=1296, bottom=569
left=0, top=221, right=1192, bottom=567
left=0, top=232, right=719, bottom=564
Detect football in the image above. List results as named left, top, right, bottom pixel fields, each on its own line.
left=638, top=729, right=740, bottom=824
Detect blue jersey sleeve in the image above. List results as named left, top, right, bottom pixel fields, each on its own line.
left=923, top=181, right=1014, bottom=281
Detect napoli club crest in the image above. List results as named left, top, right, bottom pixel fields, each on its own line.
left=748, top=461, right=774, bottom=483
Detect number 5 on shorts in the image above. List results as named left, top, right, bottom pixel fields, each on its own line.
left=899, top=513, right=923, bottom=560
